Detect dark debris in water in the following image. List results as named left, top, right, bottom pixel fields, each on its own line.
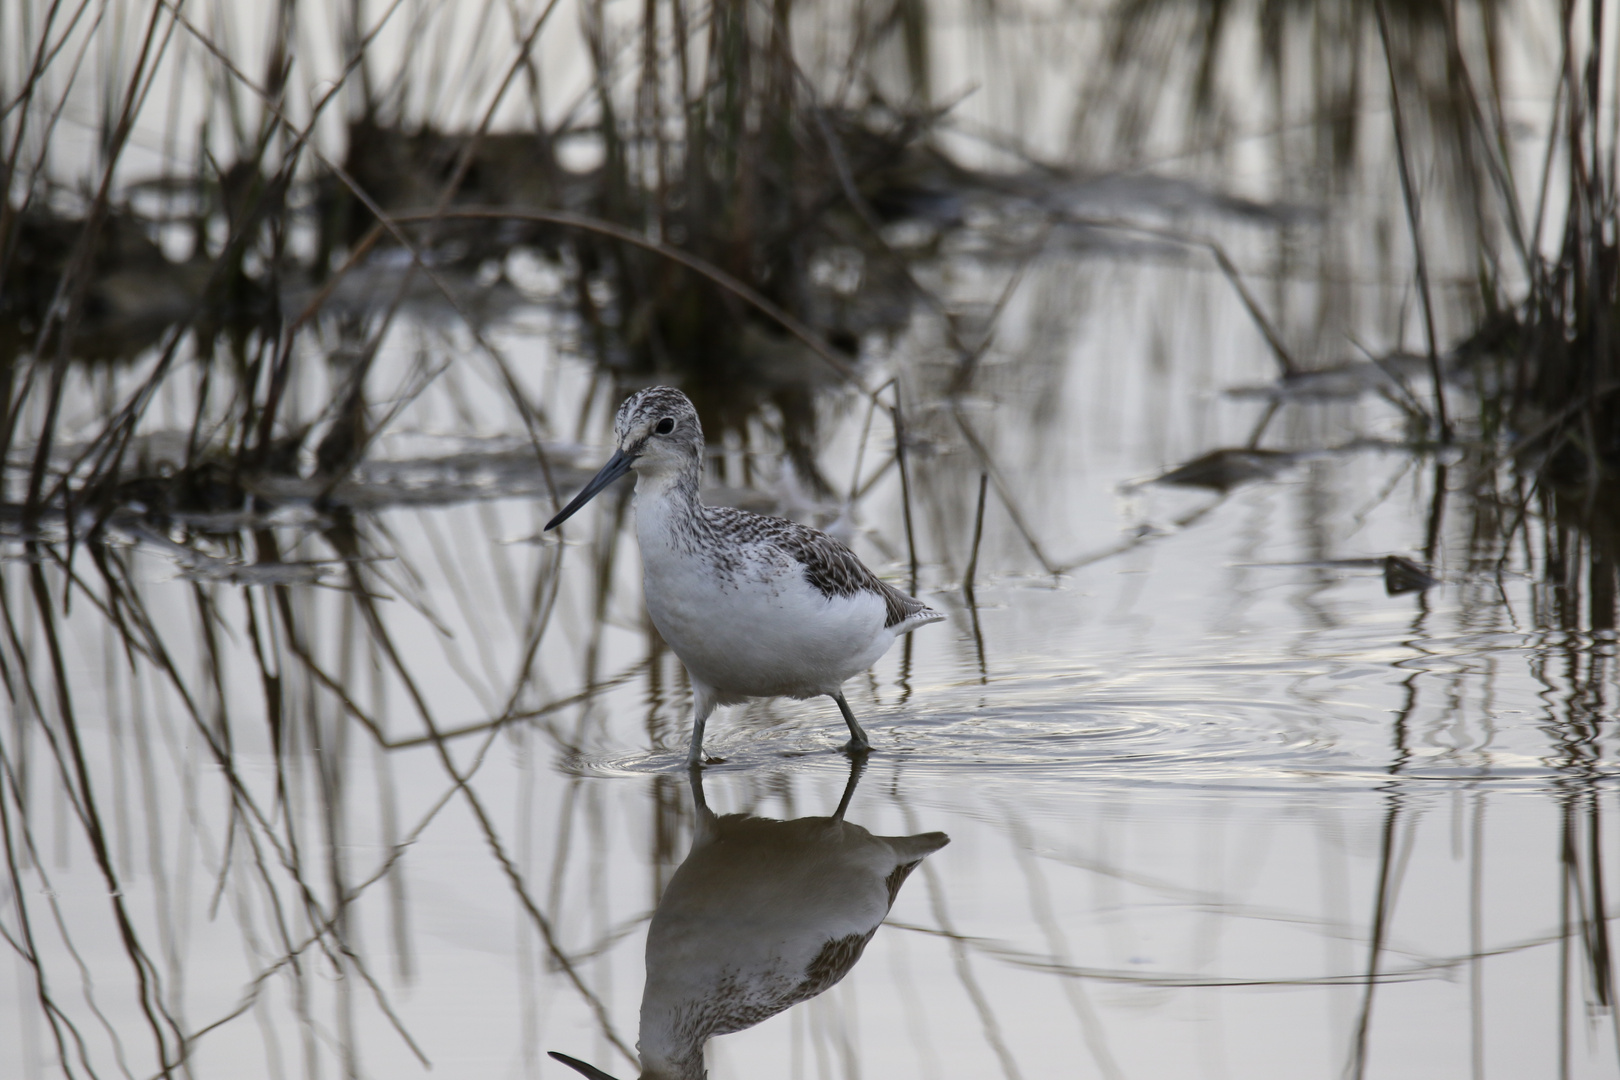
left=1238, top=555, right=1439, bottom=595
left=1382, top=555, right=1439, bottom=595
left=1224, top=352, right=1482, bottom=404
left=1153, top=448, right=1297, bottom=491
left=1146, top=438, right=1422, bottom=496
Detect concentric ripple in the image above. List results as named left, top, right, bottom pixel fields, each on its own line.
left=566, top=660, right=1576, bottom=790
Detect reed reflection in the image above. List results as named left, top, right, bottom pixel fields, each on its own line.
left=550, top=760, right=948, bottom=1080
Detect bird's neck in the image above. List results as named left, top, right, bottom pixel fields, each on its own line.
left=632, top=461, right=711, bottom=566
left=632, top=457, right=702, bottom=510
left=637, top=1048, right=706, bottom=1080
left=632, top=460, right=705, bottom=534
left=636, top=1009, right=709, bottom=1080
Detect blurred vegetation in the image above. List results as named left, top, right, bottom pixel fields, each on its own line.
left=0, top=0, right=1615, bottom=599
left=0, top=0, right=976, bottom=520
left=4, top=4, right=1620, bottom=1077
left=1095, top=0, right=1620, bottom=630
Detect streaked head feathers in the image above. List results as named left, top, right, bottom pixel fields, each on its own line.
left=544, top=386, right=703, bottom=531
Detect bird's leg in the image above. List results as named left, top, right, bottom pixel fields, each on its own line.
left=687, top=711, right=708, bottom=767
left=687, top=688, right=718, bottom=767
left=831, top=752, right=868, bottom=821
left=686, top=762, right=719, bottom=842
left=832, top=692, right=871, bottom=756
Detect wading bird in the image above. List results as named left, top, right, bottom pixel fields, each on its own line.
left=545, top=387, right=943, bottom=765
left=548, top=760, right=949, bottom=1079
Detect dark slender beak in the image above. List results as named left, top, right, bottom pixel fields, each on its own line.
left=547, top=1050, right=625, bottom=1079
left=545, top=447, right=635, bottom=530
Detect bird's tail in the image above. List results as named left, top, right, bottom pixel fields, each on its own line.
left=893, top=606, right=946, bottom=635
left=887, top=830, right=951, bottom=862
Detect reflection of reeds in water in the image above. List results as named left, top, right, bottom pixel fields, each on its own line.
left=1336, top=452, right=1620, bottom=1079
left=0, top=0, right=1020, bottom=1045
left=0, top=0, right=964, bottom=524
left=1102, top=21, right=1620, bottom=1030
left=3, top=1, right=1620, bottom=1077
left=4, top=439, right=1619, bottom=1074
left=0, top=490, right=641, bottom=1074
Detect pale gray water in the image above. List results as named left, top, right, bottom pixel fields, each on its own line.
left=4, top=247, right=1615, bottom=1078
left=2, top=3, right=1616, bottom=1079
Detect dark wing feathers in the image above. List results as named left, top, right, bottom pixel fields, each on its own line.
left=778, top=530, right=931, bottom=629
left=703, top=507, right=931, bottom=628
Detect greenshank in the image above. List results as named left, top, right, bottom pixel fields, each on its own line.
left=545, top=386, right=943, bottom=765
left=548, top=760, right=948, bottom=1079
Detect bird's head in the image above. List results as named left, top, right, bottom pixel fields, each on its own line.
left=545, top=387, right=703, bottom=530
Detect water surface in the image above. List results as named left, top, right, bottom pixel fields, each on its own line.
left=2, top=4, right=1616, bottom=1079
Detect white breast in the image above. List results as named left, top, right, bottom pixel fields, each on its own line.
left=634, top=499, right=894, bottom=699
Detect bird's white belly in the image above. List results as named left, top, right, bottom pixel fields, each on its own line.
left=641, top=551, right=890, bottom=699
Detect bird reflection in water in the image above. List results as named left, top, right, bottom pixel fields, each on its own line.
left=550, top=759, right=949, bottom=1079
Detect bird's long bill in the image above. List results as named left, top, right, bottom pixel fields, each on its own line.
left=547, top=1051, right=624, bottom=1079
left=545, top=447, right=634, bottom=530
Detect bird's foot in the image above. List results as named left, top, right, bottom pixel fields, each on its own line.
left=839, top=740, right=872, bottom=757
left=687, top=754, right=727, bottom=768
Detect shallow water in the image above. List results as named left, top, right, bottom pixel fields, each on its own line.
left=4, top=3, right=1618, bottom=1079
left=4, top=241, right=1618, bottom=1080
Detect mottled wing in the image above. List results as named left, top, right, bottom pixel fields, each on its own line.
left=707, top=929, right=878, bottom=1039
left=705, top=507, right=933, bottom=628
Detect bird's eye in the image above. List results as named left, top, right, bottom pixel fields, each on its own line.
left=655, top=417, right=676, bottom=435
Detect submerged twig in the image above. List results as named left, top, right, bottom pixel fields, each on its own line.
left=890, top=387, right=921, bottom=596
left=963, top=471, right=990, bottom=682
left=963, top=472, right=988, bottom=602
left=950, top=401, right=1059, bottom=576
